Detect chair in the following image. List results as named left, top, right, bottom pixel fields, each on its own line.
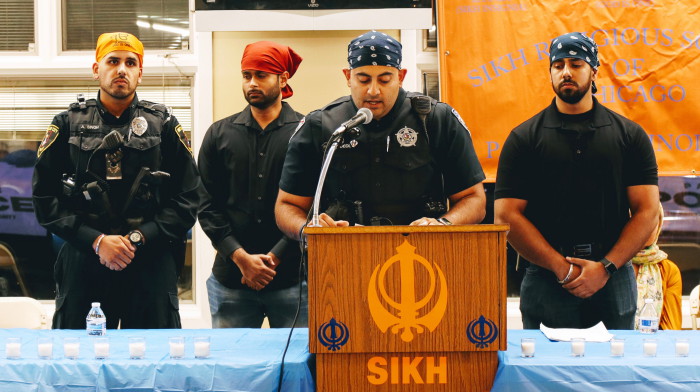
left=0, top=243, right=29, bottom=296
left=0, top=297, right=48, bottom=329
left=690, top=285, right=700, bottom=330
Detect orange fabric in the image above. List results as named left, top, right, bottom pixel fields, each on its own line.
left=438, top=1, right=700, bottom=180
left=659, top=258, right=682, bottom=330
left=241, top=41, right=302, bottom=99
left=95, top=32, right=144, bottom=66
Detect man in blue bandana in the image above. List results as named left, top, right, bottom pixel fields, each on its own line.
left=495, top=32, right=659, bottom=329
left=276, top=31, right=486, bottom=237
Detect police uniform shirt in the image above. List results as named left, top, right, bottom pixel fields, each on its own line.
left=32, top=93, right=200, bottom=251
left=198, top=102, right=303, bottom=290
left=279, top=88, right=485, bottom=223
left=495, top=97, right=658, bottom=254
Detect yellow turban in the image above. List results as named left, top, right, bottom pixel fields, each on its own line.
left=95, top=32, right=144, bottom=66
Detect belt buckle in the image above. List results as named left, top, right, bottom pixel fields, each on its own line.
left=573, top=244, right=592, bottom=258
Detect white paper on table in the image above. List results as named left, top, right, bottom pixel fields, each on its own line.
left=539, top=321, right=614, bottom=342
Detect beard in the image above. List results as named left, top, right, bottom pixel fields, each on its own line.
left=553, top=77, right=592, bottom=104
left=101, top=78, right=136, bottom=100
left=244, top=82, right=281, bottom=109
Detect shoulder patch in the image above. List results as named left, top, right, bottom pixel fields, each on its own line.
left=451, top=108, right=471, bottom=136
left=175, top=124, right=193, bottom=155
left=37, top=124, right=59, bottom=157
left=290, top=117, right=305, bottom=141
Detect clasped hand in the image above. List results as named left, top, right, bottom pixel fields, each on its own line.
left=96, top=235, right=136, bottom=271
left=561, top=257, right=610, bottom=298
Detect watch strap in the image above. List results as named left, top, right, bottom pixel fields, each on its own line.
left=600, top=257, right=618, bottom=275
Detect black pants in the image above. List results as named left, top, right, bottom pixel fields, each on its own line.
left=52, top=241, right=181, bottom=329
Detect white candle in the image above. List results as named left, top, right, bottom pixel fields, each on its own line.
left=129, top=342, right=146, bottom=358
left=38, top=343, right=53, bottom=358
left=6, top=342, right=21, bottom=359
left=94, top=342, right=109, bottom=358
left=571, top=340, right=585, bottom=356
left=676, top=341, right=690, bottom=357
left=610, top=341, right=624, bottom=356
left=194, top=341, right=210, bottom=358
left=643, top=341, right=657, bottom=356
left=64, top=343, right=80, bottom=358
left=170, top=342, right=185, bottom=358
left=521, top=341, right=535, bottom=356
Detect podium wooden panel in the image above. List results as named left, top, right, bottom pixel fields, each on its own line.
left=306, top=225, right=508, bottom=391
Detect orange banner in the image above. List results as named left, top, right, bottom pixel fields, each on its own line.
left=438, top=0, right=700, bottom=180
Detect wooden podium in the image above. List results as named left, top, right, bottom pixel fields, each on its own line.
left=306, top=225, right=508, bottom=391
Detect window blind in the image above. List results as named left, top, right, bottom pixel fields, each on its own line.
left=62, top=0, right=189, bottom=52
left=0, top=1, right=35, bottom=51
left=0, top=78, right=193, bottom=142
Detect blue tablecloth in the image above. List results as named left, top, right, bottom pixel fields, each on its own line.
left=493, top=329, right=700, bottom=392
left=0, top=328, right=314, bottom=392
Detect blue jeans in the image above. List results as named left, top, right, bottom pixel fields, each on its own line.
left=520, top=262, right=637, bottom=329
left=206, top=274, right=308, bottom=328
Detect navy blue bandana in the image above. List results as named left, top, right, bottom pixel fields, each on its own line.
left=549, top=32, right=600, bottom=69
left=347, top=31, right=402, bottom=69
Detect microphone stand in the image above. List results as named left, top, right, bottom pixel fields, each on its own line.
left=309, top=134, right=343, bottom=227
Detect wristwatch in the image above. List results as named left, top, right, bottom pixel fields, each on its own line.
left=127, top=230, right=144, bottom=247
left=599, top=257, right=618, bottom=275
left=436, top=217, right=452, bottom=225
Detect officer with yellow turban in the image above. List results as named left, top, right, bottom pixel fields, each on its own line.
left=33, top=32, right=201, bottom=329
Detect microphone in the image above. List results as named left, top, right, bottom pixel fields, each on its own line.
left=97, top=130, right=124, bottom=150
left=331, top=108, right=373, bottom=136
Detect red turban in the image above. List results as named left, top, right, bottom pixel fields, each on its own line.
left=241, top=41, right=303, bottom=99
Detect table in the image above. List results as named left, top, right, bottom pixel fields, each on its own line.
left=493, top=330, right=700, bottom=391
left=0, top=328, right=314, bottom=392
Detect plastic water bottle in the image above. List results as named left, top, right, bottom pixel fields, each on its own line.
left=639, top=298, right=659, bottom=334
left=86, top=302, right=107, bottom=336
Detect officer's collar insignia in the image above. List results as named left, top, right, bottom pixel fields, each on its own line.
left=37, top=124, right=59, bottom=157
left=339, top=139, right=359, bottom=149
left=130, top=116, right=148, bottom=137
left=396, top=126, right=418, bottom=147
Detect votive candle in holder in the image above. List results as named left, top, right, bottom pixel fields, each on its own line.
left=194, top=336, right=210, bottom=359
left=520, top=338, right=535, bottom=358
left=643, top=338, right=657, bottom=357
left=675, top=338, right=690, bottom=357
left=570, top=338, right=585, bottom=357
left=610, top=337, right=625, bottom=357
left=63, top=337, right=80, bottom=359
left=129, top=337, right=146, bottom=359
left=5, top=337, right=21, bottom=359
left=93, top=337, right=109, bottom=359
left=169, top=336, right=185, bottom=359
left=37, top=337, right=53, bottom=359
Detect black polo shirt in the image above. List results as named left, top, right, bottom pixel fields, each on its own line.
left=495, top=97, right=657, bottom=254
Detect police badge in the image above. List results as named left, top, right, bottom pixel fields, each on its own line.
left=130, top=116, right=148, bottom=137
left=395, top=126, right=418, bottom=147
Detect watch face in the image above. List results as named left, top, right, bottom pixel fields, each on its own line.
left=129, top=231, right=142, bottom=244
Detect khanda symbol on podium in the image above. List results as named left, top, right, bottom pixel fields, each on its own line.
left=367, top=240, right=448, bottom=343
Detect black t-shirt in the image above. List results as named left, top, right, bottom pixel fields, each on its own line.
left=495, top=98, right=657, bottom=253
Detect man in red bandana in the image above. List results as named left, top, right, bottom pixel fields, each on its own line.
left=198, top=41, right=307, bottom=328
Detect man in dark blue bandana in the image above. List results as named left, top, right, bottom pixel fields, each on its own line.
left=495, top=32, right=659, bottom=329
left=276, top=31, right=486, bottom=237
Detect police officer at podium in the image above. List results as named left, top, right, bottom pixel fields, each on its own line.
left=275, top=31, right=486, bottom=239
left=32, top=32, right=201, bottom=329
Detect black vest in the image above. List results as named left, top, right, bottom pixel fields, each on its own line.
left=66, top=99, right=170, bottom=233
left=320, top=93, right=445, bottom=225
